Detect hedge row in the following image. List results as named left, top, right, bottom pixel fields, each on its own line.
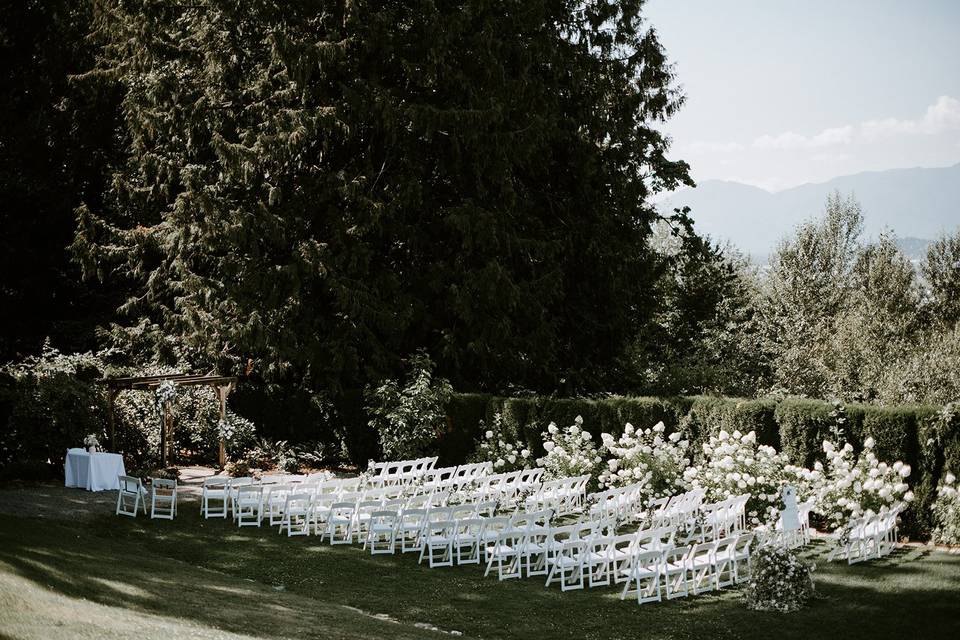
left=439, top=394, right=959, bottom=538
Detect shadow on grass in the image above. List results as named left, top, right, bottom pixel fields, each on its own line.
left=3, top=506, right=960, bottom=640
left=0, top=514, right=439, bottom=640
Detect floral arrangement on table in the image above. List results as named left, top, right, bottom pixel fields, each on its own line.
left=930, top=471, right=960, bottom=545
left=598, top=421, right=691, bottom=503
left=811, top=437, right=912, bottom=530
left=683, top=429, right=801, bottom=527
left=744, top=544, right=816, bottom=612
left=83, top=433, right=100, bottom=452
left=537, top=415, right=603, bottom=485
left=474, top=413, right=530, bottom=472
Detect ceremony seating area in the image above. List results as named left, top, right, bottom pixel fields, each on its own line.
left=111, top=457, right=794, bottom=608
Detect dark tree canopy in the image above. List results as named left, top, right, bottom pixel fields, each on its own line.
left=73, top=0, right=692, bottom=393
left=0, top=0, right=122, bottom=361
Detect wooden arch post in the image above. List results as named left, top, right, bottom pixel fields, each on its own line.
left=216, top=380, right=236, bottom=467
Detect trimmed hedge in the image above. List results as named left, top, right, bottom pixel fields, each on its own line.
left=439, top=393, right=959, bottom=539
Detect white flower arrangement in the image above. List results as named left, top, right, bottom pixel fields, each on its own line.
left=597, top=421, right=691, bottom=503
left=83, top=434, right=100, bottom=449
left=217, top=417, right=235, bottom=442
left=744, top=544, right=816, bottom=612
left=812, top=437, right=912, bottom=530
left=537, top=415, right=602, bottom=484
left=683, top=429, right=797, bottom=527
left=155, top=379, right=179, bottom=412
left=931, top=471, right=960, bottom=545
left=474, top=413, right=528, bottom=472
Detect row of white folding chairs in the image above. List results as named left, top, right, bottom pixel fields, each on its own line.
left=420, top=461, right=494, bottom=493
left=588, top=483, right=647, bottom=523
left=617, top=532, right=755, bottom=604
left=232, top=481, right=431, bottom=529
left=365, top=457, right=438, bottom=488
left=648, top=488, right=706, bottom=529
left=463, top=468, right=545, bottom=504
left=829, top=503, right=902, bottom=564
left=202, top=474, right=345, bottom=519
left=682, top=494, right=750, bottom=544
left=524, top=475, right=590, bottom=515
left=116, top=475, right=177, bottom=519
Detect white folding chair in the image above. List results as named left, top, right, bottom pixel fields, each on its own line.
left=326, top=502, right=356, bottom=544
left=662, top=545, right=692, bottom=599
left=280, top=493, right=313, bottom=536
left=620, top=549, right=664, bottom=604
left=689, top=541, right=716, bottom=594
left=116, top=475, right=147, bottom=517
left=545, top=539, right=587, bottom=591
left=455, top=518, right=487, bottom=565
left=201, top=476, right=230, bottom=518
left=235, top=484, right=264, bottom=527
left=367, top=510, right=400, bottom=554
left=150, top=478, right=177, bottom=520
left=484, top=528, right=525, bottom=580
left=419, top=520, right=456, bottom=567
left=399, top=508, right=429, bottom=553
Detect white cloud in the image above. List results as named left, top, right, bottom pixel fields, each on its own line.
left=685, top=140, right=744, bottom=154
left=753, top=125, right=854, bottom=150
left=861, top=95, right=960, bottom=140
left=751, top=96, right=960, bottom=151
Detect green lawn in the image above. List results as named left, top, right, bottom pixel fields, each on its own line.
left=1, top=495, right=958, bottom=640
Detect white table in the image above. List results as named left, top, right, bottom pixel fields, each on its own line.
left=64, top=448, right=126, bottom=492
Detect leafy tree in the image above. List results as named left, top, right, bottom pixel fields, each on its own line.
left=73, top=0, right=692, bottom=395
left=831, top=232, right=921, bottom=401
left=632, top=219, right=768, bottom=396
left=761, top=193, right=863, bottom=398
left=0, top=0, right=122, bottom=361
left=922, top=230, right=960, bottom=329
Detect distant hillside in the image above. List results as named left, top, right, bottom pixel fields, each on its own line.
left=658, top=163, right=960, bottom=257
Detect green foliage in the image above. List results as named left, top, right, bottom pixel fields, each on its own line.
left=365, top=352, right=452, bottom=460
left=72, top=0, right=692, bottom=396
left=633, top=222, right=769, bottom=396
left=922, top=230, right=960, bottom=329
left=0, top=343, right=109, bottom=469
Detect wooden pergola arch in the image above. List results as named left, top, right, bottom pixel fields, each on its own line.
left=101, top=373, right=238, bottom=467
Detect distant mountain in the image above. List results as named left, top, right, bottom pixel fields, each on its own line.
left=658, top=163, right=960, bottom=258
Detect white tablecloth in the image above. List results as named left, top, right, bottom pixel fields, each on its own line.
left=64, top=448, right=126, bottom=492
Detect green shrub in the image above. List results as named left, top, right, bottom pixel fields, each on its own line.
left=365, top=351, right=452, bottom=461
left=0, top=345, right=109, bottom=469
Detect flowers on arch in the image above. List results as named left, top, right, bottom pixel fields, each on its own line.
left=597, top=421, right=691, bottom=502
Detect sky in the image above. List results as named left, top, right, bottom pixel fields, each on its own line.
left=644, top=0, right=960, bottom=192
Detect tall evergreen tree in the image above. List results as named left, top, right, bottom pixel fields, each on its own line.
left=73, top=0, right=692, bottom=393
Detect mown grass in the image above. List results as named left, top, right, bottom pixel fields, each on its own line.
left=1, top=497, right=959, bottom=640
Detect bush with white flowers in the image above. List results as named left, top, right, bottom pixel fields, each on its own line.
left=537, top=415, right=603, bottom=485
left=598, top=421, right=691, bottom=502
left=472, top=412, right=530, bottom=472
left=931, top=471, right=960, bottom=545
left=744, top=544, right=816, bottom=612
left=683, top=429, right=794, bottom=526
left=812, top=437, right=912, bottom=530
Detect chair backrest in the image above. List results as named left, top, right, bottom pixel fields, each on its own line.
left=152, top=478, right=176, bottom=493
left=482, top=516, right=511, bottom=537
left=260, top=474, right=285, bottom=485
left=663, top=544, right=691, bottom=567
left=475, top=501, right=498, bottom=518
left=119, top=475, right=143, bottom=494
left=285, top=493, right=313, bottom=511
left=427, top=506, right=454, bottom=522
left=203, top=476, right=229, bottom=490
left=401, top=508, right=428, bottom=526
left=370, top=510, right=399, bottom=526
left=237, top=484, right=263, bottom=499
